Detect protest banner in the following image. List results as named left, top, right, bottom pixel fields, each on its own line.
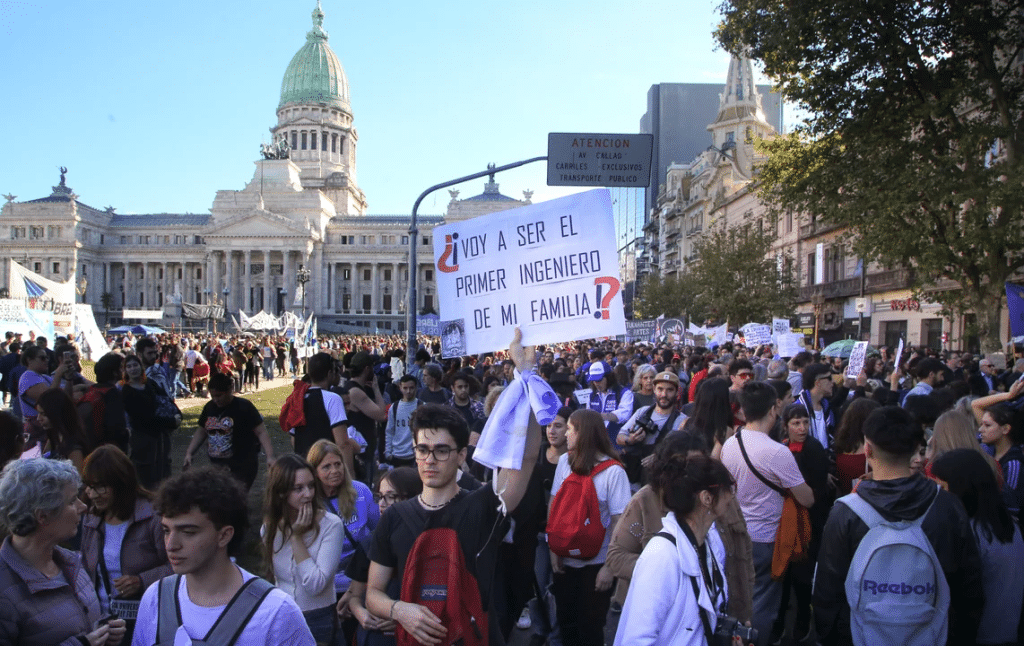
left=574, top=389, right=592, bottom=408
left=846, top=341, right=869, bottom=379
left=778, top=332, right=804, bottom=358
left=625, top=319, right=656, bottom=343
left=416, top=314, right=440, bottom=336
left=894, top=338, right=904, bottom=367
left=433, top=189, right=625, bottom=354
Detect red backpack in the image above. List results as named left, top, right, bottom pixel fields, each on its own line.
left=396, top=506, right=487, bottom=646
left=77, top=385, right=124, bottom=450
left=547, top=459, right=621, bottom=559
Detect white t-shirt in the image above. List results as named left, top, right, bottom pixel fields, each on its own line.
left=550, top=453, right=631, bottom=568
left=810, top=408, right=827, bottom=447
left=721, top=429, right=806, bottom=543
left=288, top=387, right=346, bottom=434
left=130, top=566, right=315, bottom=646
left=263, top=511, right=344, bottom=612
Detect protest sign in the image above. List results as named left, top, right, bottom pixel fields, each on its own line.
left=574, top=389, right=592, bottom=408
left=661, top=318, right=684, bottom=343
left=744, top=324, right=772, bottom=347
left=894, top=338, right=904, bottom=367
left=433, top=189, right=625, bottom=354
left=416, top=314, right=440, bottom=336
left=778, top=332, right=803, bottom=358
left=772, top=317, right=791, bottom=339
left=625, top=319, right=656, bottom=342
left=846, top=341, right=869, bottom=379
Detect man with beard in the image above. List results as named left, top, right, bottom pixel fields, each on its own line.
left=616, top=371, right=686, bottom=486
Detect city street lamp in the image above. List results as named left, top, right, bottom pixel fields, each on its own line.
left=222, top=287, right=230, bottom=333
left=297, top=265, right=311, bottom=320
left=76, top=277, right=88, bottom=304
left=203, top=289, right=212, bottom=333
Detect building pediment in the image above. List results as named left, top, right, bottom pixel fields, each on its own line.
left=205, top=209, right=314, bottom=238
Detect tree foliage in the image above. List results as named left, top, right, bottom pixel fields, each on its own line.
left=718, top=0, right=1024, bottom=350
left=635, top=218, right=797, bottom=325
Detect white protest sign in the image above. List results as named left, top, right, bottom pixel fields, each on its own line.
left=846, top=341, right=869, bottom=379
left=778, top=332, right=803, bottom=358
left=574, top=389, right=592, bottom=408
left=894, top=338, right=904, bottom=367
left=772, top=317, right=791, bottom=338
left=745, top=324, right=772, bottom=347
left=433, top=189, right=625, bottom=354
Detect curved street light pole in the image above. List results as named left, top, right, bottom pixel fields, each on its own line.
left=405, top=156, right=547, bottom=367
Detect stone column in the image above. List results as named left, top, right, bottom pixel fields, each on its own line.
left=371, top=263, right=380, bottom=315
left=350, top=262, right=358, bottom=313
left=327, top=263, right=335, bottom=310
left=392, top=262, right=401, bottom=315
left=243, top=250, right=252, bottom=313
left=263, top=251, right=271, bottom=313
left=313, top=243, right=324, bottom=314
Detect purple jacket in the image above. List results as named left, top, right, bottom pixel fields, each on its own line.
left=79, top=498, right=172, bottom=597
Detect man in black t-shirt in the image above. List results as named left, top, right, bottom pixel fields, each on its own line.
left=366, top=330, right=545, bottom=646
left=184, top=372, right=277, bottom=490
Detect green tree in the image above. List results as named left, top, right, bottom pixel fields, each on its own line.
left=633, top=273, right=693, bottom=319
left=686, top=218, right=798, bottom=324
left=100, top=291, right=114, bottom=327
left=717, top=0, right=1024, bottom=350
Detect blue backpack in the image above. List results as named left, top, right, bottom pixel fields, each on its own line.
left=839, top=487, right=949, bottom=646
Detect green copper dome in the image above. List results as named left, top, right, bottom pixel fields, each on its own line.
left=279, top=1, right=350, bottom=110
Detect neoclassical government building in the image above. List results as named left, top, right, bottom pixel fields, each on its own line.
left=0, top=2, right=528, bottom=332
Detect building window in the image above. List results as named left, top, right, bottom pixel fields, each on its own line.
left=421, top=236, right=429, bottom=246
left=785, top=210, right=793, bottom=234
left=425, top=269, right=433, bottom=281
left=301, top=132, right=307, bottom=150
left=383, top=294, right=392, bottom=311
left=363, top=268, right=371, bottom=281
left=362, top=294, right=371, bottom=311
left=31, top=226, right=44, bottom=239
left=401, top=235, right=409, bottom=245
left=423, top=295, right=434, bottom=311
left=384, top=268, right=392, bottom=281
left=331, top=134, right=337, bottom=153
left=34, top=262, right=42, bottom=273
left=52, top=262, right=60, bottom=274
left=322, top=131, right=327, bottom=152
left=921, top=318, right=943, bottom=351
left=342, top=268, right=351, bottom=280
left=292, top=131, right=298, bottom=149
left=882, top=320, right=908, bottom=351
left=100, top=234, right=104, bottom=244
left=196, top=267, right=202, bottom=279
left=806, top=252, right=816, bottom=286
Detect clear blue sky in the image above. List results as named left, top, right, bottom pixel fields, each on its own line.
left=0, top=0, right=764, bottom=231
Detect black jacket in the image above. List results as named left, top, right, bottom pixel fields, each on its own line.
left=812, top=473, right=983, bottom=646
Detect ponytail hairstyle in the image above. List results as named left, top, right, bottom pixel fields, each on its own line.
left=657, top=454, right=734, bottom=520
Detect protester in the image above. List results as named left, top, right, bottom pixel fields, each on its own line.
left=0, top=410, right=25, bottom=470
left=186, top=372, right=277, bottom=491
left=384, top=374, right=419, bottom=467
left=79, top=446, right=172, bottom=643
left=721, top=381, right=814, bottom=646
left=813, top=406, right=983, bottom=646
left=365, top=330, right=546, bottom=646
left=121, top=354, right=177, bottom=490
left=17, top=344, right=74, bottom=447
left=262, top=454, right=345, bottom=645
left=616, top=371, right=686, bottom=485
left=35, top=388, right=93, bottom=471
left=682, top=377, right=734, bottom=458
left=832, top=397, right=879, bottom=495
left=0, top=458, right=128, bottom=645
left=586, top=361, right=634, bottom=445
left=971, top=378, right=1024, bottom=516
left=131, top=466, right=315, bottom=645
left=549, top=408, right=631, bottom=646
left=78, top=352, right=130, bottom=453
left=613, top=454, right=735, bottom=646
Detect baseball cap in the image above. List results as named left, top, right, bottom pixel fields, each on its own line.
left=653, top=371, right=680, bottom=388
left=588, top=361, right=610, bottom=381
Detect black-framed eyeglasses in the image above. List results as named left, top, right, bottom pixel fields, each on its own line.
left=414, top=444, right=455, bottom=461
left=374, top=492, right=401, bottom=505
left=82, top=483, right=109, bottom=495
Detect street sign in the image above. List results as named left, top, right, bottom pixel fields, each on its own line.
left=547, top=133, right=653, bottom=187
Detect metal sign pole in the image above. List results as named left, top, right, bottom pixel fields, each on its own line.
left=406, top=156, right=547, bottom=367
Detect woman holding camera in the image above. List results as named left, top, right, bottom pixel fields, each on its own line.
left=614, top=453, right=743, bottom=646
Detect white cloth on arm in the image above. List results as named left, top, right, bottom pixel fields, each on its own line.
left=473, top=369, right=560, bottom=471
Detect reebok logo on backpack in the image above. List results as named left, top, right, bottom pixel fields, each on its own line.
left=839, top=487, right=950, bottom=646
left=547, top=459, right=621, bottom=560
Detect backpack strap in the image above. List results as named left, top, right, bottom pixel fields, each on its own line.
left=840, top=484, right=941, bottom=529
left=156, top=574, right=183, bottom=645
left=589, top=459, right=621, bottom=478
left=200, top=577, right=275, bottom=645
left=736, top=430, right=786, bottom=494
left=653, top=532, right=716, bottom=646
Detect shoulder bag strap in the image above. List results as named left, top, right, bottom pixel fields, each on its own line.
left=736, top=430, right=786, bottom=494
left=342, top=521, right=367, bottom=559
left=156, top=574, right=182, bottom=644
left=687, top=559, right=717, bottom=645
left=202, top=577, right=274, bottom=646
left=652, top=410, right=681, bottom=447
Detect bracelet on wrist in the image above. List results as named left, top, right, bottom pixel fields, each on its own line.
left=390, top=599, right=400, bottom=619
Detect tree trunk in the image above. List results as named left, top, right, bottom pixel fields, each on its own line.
left=974, top=285, right=1004, bottom=353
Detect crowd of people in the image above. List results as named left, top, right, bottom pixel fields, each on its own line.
left=0, top=325, right=1022, bottom=646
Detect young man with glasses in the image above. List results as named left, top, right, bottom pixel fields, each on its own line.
left=365, top=331, right=546, bottom=646
left=796, top=363, right=842, bottom=453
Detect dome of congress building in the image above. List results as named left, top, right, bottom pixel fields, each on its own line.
left=279, top=1, right=350, bottom=111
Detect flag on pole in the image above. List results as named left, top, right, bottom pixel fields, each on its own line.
left=1007, top=283, right=1024, bottom=338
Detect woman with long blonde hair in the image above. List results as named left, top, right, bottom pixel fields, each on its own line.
left=262, top=453, right=344, bottom=645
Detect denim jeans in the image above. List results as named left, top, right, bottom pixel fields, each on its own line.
left=530, top=536, right=562, bottom=646
left=751, top=541, right=783, bottom=646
